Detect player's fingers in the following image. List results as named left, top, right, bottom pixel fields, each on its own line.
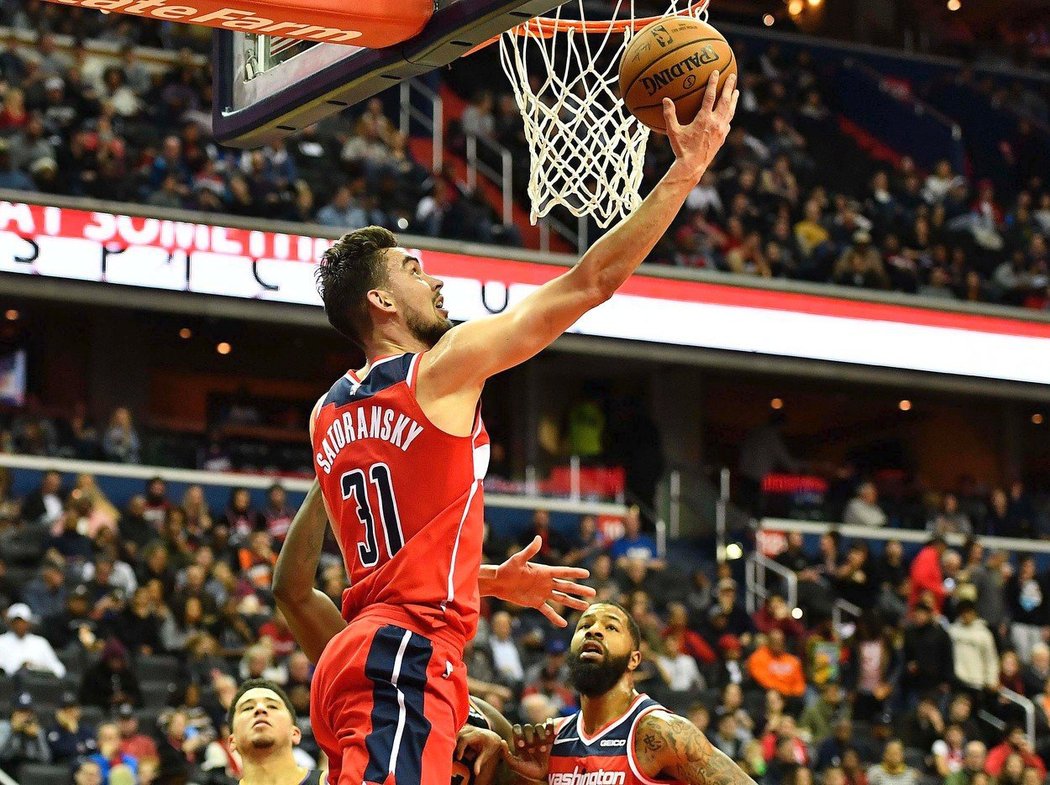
left=545, top=720, right=557, bottom=746
left=728, top=88, right=740, bottom=121
left=456, top=735, right=468, bottom=761
left=516, top=535, right=543, bottom=562
left=553, top=578, right=596, bottom=597
left=475, top=741, right=497, bottom=775
left=661, top=98, right=681, bottom=136
left=551, top=591, right=591, bottom=612
left=512, top=724, right=526, bottom=750
left=522, top=723, right=538, bottom=749
left=548, top=566, right=591, bottom=581
left=718, top=72, right=737, bottom=113
left=701, top=69, right=720, bottom=113
left=539, top=602, right=569, bottom=627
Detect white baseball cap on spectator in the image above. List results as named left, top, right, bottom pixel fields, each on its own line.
left=45, top=77, right=64, bottom=92
left=6, top=603, right=33, bottom=622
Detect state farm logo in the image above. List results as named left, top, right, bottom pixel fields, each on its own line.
left=599, top=739, right=627, bottom=747
left=43, top=0, right=363, bottom=43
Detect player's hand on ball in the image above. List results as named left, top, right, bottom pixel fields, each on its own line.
left=456, top=725, right=506, bottom=777
left=663, top=70, right=737, bottom=179
left=493, top=536, right=596, bottom=627
left=503, top=720, right=557, bottom=781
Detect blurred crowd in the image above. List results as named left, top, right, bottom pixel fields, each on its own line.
left=3, top=459, right=1050, bottom=785
left=0, top=10, right=1048, bottom=306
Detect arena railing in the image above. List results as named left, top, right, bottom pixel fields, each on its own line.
left=744, top=552, right=798, bottom=614
left=757, top=517, right=1050, bottom=556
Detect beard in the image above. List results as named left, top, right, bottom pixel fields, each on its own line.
left=567, top=649, right=631, bottom=697
left=406, top=307, right=453, bottom=348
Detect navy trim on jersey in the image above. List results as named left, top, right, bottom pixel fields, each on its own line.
left=362, top=624, right=433, bottom=785
left=551, top=696, right=660, bottom=759
left=325, top=354, right=416, bottom=409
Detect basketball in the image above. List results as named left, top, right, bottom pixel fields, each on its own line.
left=618, top=17, right=737, bottom=134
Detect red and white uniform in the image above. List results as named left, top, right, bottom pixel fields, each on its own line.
left=309, top=352, right=489, bottom=785
left=549, top=695, right=679, bottom=785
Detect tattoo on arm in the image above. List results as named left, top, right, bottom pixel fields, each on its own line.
left=634, top=713, right=758, bottom=785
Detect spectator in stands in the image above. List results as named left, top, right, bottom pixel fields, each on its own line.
left=225, top=487, right=262, bottom=545
left=563, top=515, right=608, bottom=568
left=262, top=484, right=293, bottom=544
left=101, top=407, right=141, bottom=464
left=315, top=184, right=367, bottom=229
left=155, top=708, right=207, bottom=785
left=48, top=505, right=95, bottom=562
left=929, top=493, right=973, bottom=537
left=46, top=691, right=98, bottom=763
left=116, top=495, right=153, bottom=561
left=79, top=638, right=142, bottom=709
left=908, top=537, right=948, bottom=612
left=73, top=759, right=105, bottom=785
left=709, top=578, right=756, bottom=643
left=258, top=608, right=296, bottom=660
left=114, top=703, right=156, bottom=763
left=0, top=602, right=66, bottom=677
left=22, top=558, right=67, bottom=620
left=518, top=508, right=571, bottom=564
left=948, top=598, right=999, bottom=699
left=110, top=585, right=163, bottom=656
left=1022, top=644, right=1050, bottom=696
left=43, top=583, right=100, bottom=652
left=754, top=594, right=806, bottom=639
left=901, top=600, right=954, bottom=707
left=461, top=91, right=496, bottom=141
left=831, top=543, right=877, bottom=610
left=843, top=482, right=887, bottom=528
left=89, top=721, right=139, bottom=783
left=662, top=601, right=716, bottom=664
left=22, top=469, right=65, bottom=527
left=945, top=742, right=987, bottom=785
left=0, top=692, right=52, bottom=769
left=986, top=727, right=1046, bottom=778
left=866, top=740, right=916, bottom=785
left=712, top=712, right=748, bottom=759
left=1006, top=556, right=1048, bottom=662
left=609, top=506, right=661, bottom=567
left=748, top=629, right=806, bottom=699
left=799, top=682, right=848, bottom=745
left=656, top=632, right=706, bottom=693
left=489, top=610, right=525, bottom=688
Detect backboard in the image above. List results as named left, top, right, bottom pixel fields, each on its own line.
left=213, top=0, right=562, bottom=148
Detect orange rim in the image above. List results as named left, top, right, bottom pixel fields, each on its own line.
left=509, top=0, right=709, bottom=36
left=467, top=0, right=709, bottom=54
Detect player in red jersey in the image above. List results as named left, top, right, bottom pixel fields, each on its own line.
left=493, top=603, right=757, bottom=785
left=307, top=72, right=737, bottom=785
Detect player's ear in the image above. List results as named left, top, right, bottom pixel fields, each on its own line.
left=367, top=288, right=397, bottom=312
left=291, top=724, right=302, bottom=745
left=228, top=732, right=238, bottom=754
left=627, top=648, right=642, bottom=672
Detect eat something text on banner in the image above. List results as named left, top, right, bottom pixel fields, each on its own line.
left=1, top=199, right=1049, bottom=384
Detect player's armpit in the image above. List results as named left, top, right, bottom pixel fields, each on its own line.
left=633, top=711, right=758, bottom=785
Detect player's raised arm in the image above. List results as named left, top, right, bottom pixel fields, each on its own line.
left=421, top=71, right=737, bottom=395
left=272, top=480, right=347, bottom=663
left=632, top=710, right=758, bottom=785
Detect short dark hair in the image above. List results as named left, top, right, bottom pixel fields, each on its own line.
left=228, top=678, right=296, bottom=728
left=316, top=226, right=398, bottom=348
left=589, top=601, right=641, bottom=649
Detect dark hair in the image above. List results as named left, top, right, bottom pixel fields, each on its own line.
left=589, top=601, right=641, bottom=649
left=227, top=678, right=296, bottom=728
left=316, top=226, right=397, bottom=348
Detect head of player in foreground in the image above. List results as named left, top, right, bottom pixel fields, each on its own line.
left=229, top=678, right=308, bottom=782
left=567, top=601, right=642, bottom=697
left=316, top=227, right=451, bottom=353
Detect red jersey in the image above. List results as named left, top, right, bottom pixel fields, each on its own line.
left=548, top=695, right=677, bottom=785
left=311, top=352, right=489, bottom=644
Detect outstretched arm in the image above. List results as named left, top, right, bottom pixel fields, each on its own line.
left=420, top=72, right=738, bottom=399
left=272, top=480, right=347, bottom=663
left=633, top=710, right=758, bottom=785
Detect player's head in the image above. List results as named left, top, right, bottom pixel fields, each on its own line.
left=567, top=602, right=642, bottom=697
left=316, top=227, right=451, bottom=351
left=228, top=679, right=300, bottom=756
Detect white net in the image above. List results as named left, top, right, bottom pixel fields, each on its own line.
left=499, top=0, right=710, bottom=228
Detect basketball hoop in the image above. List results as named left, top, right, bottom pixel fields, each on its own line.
left=498, top=0, right=710, bottom=228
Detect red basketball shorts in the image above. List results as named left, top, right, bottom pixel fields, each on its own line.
left=310, top=612, right=469, bottom=785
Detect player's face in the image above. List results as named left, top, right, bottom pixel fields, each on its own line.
left=383, top=250, right=452, bottom=347
left=567, top=604, right=640, bottom=697
left=230, top=688, right=300, bottom=754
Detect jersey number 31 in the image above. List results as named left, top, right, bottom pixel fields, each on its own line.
left=340, top=463, right=405, bottom=568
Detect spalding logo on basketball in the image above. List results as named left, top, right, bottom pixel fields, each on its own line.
left=618, top=16, right=737, bottom=134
